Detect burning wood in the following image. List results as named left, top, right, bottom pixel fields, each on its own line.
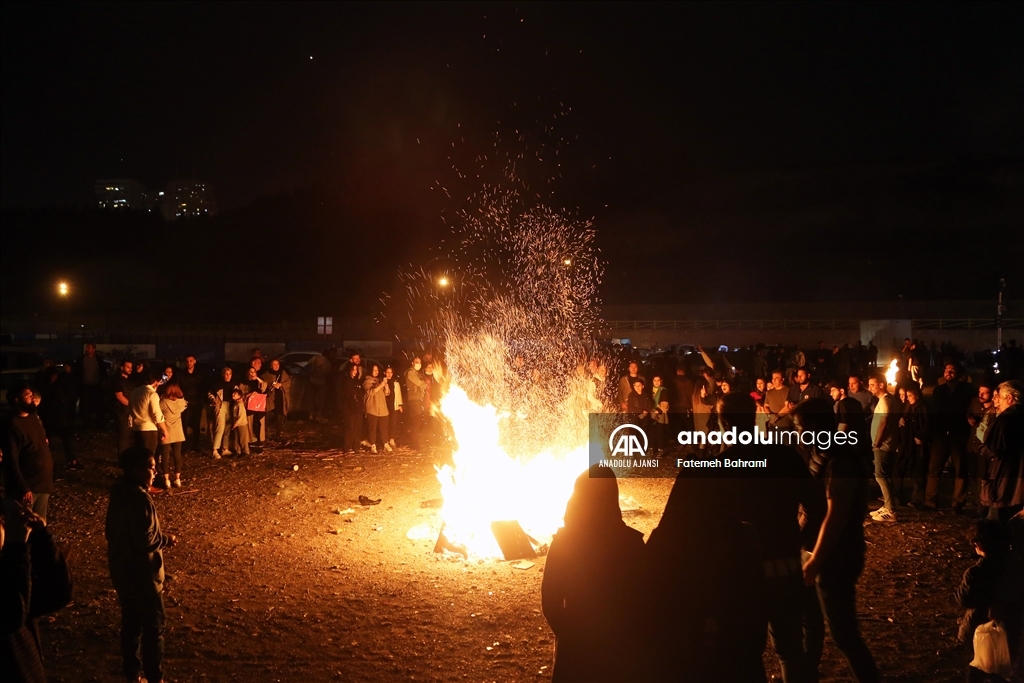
left=433, top=522, right=468, bottom=559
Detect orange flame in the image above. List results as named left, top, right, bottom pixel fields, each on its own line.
left=434, top=384, right=591, bottom=559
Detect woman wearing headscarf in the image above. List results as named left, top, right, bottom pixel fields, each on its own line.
left=261, top=359, right=292, bottom=442
left=542, top=465, right=644, bottom=682
left=644, top=476, right=767, bottom=682
left=362, top=364, right=391, bottom=454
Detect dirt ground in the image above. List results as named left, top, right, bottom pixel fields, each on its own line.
left=35, top=422, right=979, bottom=683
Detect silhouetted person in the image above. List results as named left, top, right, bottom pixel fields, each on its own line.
left=341, top=365, right=364, bottom=454
left=645, top=477, right=767, bottom=682
left=73, top=342, right=106, bottom=426
left=1, top=496, right=74, bottom=683
left=959, top=516, right=1024, bottom=683
left=38, top=366, right=81, bottom=469
left=2, top=384, right=54, bottom=522
left=112, top=360, right=135, bottom=456
left=176, top=355, right=204, bottom=453
left=895, top=385, right=928, bottom=507
left=671, top=365, right=695, bottom=434
left=542, top=466, right=644, bottom=682
left=793, top=399, right=880, bottom=683
left=106, top=447, right=177, bottom=683
left=721, top=392, right=823, bottom=683
left=926, top=363, right=975, bottom=512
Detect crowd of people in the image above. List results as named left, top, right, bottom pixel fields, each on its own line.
left=611, top=341, right=1024, bottom=525
left=12, top=344, right=456, bottom=491
left=548, top=359, right=1024, bottom=682
left=1, top=342, right=460, bottom=682
left=1, top=337, right=1023, bottom=681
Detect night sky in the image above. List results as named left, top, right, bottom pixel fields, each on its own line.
left=2, top=2, right=1022, bottom=316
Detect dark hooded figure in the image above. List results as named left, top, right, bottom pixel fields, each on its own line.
left=644, top=476, right=767, bottom=682
left=542, top=465, right=644, bottom=682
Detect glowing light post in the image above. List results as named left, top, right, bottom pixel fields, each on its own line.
left=57, top=280, right=71, bottom=343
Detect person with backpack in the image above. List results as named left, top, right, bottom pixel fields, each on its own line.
left=1, top=491, right=74, bottom=683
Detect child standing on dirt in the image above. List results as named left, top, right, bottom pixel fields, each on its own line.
left=956, top=519, right=1018, bottom=682
left=106, top=446, right=177, bottom=683
left=229, top=388, right=250, bottom=457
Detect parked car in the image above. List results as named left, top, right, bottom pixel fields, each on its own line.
left=0, top=346, right=46, bottom=372
left=275, top=351, right=323, bottom=374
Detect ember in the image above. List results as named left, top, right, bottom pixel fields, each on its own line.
left=404, top=186, right=605, bottom=558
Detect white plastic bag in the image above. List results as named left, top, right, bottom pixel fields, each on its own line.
left=970, top=619, right=1012, bottom=677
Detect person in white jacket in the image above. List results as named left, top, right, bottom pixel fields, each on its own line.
left=158, top=383, right=188, bottom=488
left=384, top=366, right=403, bottom=449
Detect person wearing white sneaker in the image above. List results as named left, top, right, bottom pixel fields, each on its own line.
left=363, top=365, right=391, bottom=455
left=868, top=373, right=898, bottom=523
left=869, top=506, right=897, bottom=523
left=383, top=366, right=403, bottom=450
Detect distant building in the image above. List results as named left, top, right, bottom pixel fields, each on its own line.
left=162, top=180, right=217, bottom=220
left=94, top=179, right=147, bottom=210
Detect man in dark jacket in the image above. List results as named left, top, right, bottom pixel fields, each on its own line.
left=39, top=366, right=82, bottom=470
left=670, top=365, right=695, bottom=434
left=112, top=360, right=135, bottom=457
left=405, top=358, right=427, bottom=449
left=2, top=384, right=55, bottom=522
left=927, top=364, right=976, bottom=511
left=176, top=355, right=204, bottom=453
left=72, top=342, right=106, bottom=426
left=106, top=447, right=177, bottom=683
left=979, top=381, right=1024, bottom=523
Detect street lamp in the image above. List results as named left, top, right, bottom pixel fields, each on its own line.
left=57, top=280, right=72, bottom=342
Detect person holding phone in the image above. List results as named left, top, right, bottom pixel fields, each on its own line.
left=242, top=367, right=268, bottom=446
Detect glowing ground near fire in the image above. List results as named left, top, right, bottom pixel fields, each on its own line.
left=37, top=429, right=973, bottom=683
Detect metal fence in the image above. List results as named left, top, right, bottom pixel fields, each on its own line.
left=599, top=318, right=1024, bottom=331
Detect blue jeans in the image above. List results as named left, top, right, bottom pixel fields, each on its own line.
left=873, top=448, right=894, bottom=510
left=32, top=492, right=50, bottom=522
